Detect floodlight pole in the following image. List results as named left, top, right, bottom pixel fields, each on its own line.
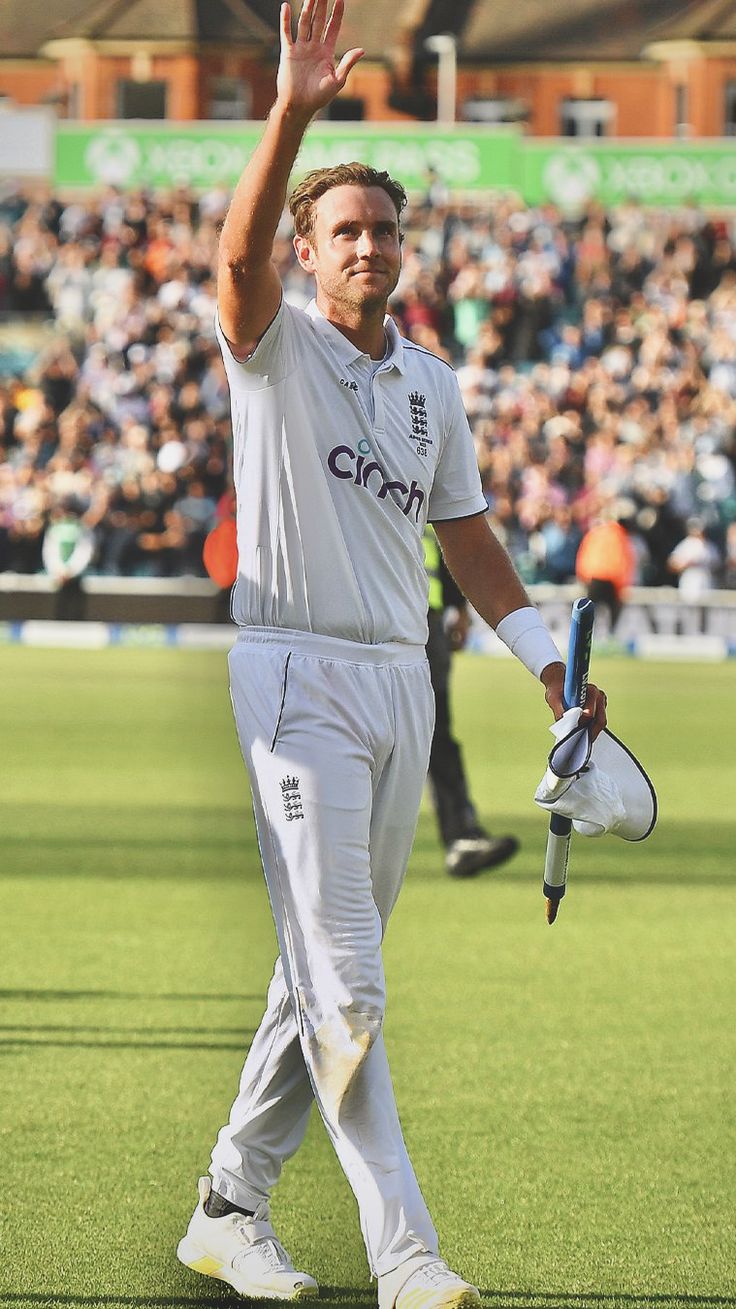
left=424, top=34, right=457, bottom=124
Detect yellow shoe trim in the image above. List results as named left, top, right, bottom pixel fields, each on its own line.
left=187, top=1254, right=223, bottom=1277
left=400, top=1288, right=480, bottom=1309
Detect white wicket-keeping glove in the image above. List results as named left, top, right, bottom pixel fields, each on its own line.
left=534, top=706, right=657, bottom=841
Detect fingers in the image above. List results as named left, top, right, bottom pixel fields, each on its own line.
left=298, top=0, right=327, bottom=41
left=296, top=0, right=341, bottom=44
left=544, top=674, right=607, bottom=737
left=311, top=0, right=329, bottom=41
left=280, top=2, right=293, bottom=47
left=580, top=683, right=608, bottom=740
left=335, top=46, right=365, bottom=85
left=545, top=689, right=566, bottom=721
left=296, top=0, right=316, bottom=41
left=323, top=0, right=344, bottom=48
left=541, top=662, right=566, bottom=720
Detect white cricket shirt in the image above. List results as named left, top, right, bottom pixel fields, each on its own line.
left=215, top=298, right=487, bottom=645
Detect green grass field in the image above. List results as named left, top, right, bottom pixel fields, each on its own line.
left=1, top=647, right=734, bottom=1309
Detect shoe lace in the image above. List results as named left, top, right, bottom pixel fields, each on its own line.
left=414, top=1260, right=454, bottom=1288
left=256, top=1238, right=291, bottom=1272
left=231, top=1220, right=291, bottom=1275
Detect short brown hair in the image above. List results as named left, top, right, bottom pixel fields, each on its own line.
left=289, top=163, right=407, bottom=239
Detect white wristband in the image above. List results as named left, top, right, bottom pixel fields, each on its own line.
left=495, top=606, right=562, bottom=680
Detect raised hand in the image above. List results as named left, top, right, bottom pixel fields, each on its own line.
left=277, top=0, right=364, bottom=116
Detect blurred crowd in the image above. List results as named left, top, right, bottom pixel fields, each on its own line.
left=1, top=179, right=736, bottom=597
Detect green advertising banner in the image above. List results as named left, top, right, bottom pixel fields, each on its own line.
left=54, top=123, right=736, bottom=206
left=55, top=122, right=517, bottom=192
left=524, top=140, right=736, bottom=208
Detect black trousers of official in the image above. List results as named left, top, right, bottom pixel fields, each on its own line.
left=585, top=578, right=622, bottom=631
left=425, top=608, right=481, bottom=848
left=53, top=577, right=87, bottom=621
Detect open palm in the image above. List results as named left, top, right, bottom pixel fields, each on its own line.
left=277, top=0, right=364, bottom=114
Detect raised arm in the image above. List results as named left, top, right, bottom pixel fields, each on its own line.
left=217, top=0, right=364, bottom=354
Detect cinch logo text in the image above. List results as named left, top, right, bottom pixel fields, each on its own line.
left=327, top=445, right=425, bottom=521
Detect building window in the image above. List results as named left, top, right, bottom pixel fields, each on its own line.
left=725, top=81, right=736, bottom=136
left=208, top=76, right=251, bottom=120
left=116, top=80, right=168, bottom=118
left=560, top=98, right=614, bottom=138
left=462, top=97, right=528, bottom=124
left=325, top=96, right=365, bottom=120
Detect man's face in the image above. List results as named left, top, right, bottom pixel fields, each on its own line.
left=294, top=185, right=402, bottom=312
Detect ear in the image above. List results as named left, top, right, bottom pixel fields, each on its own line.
left=293, top=234, right=317, bottom=273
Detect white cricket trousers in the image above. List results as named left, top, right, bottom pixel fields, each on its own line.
left=210, top=627, right=439, bottom=1282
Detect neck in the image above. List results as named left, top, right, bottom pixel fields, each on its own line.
left=315, top=293, right=388, bottom=359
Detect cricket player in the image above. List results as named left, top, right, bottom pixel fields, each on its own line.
left=177, top=2, right=607, bottom=1305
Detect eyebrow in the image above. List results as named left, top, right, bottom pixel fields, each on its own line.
left=331, top=219, right=398, bottom=232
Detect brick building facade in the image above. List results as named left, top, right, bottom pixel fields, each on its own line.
left=1, top=0, right=736, bottom=136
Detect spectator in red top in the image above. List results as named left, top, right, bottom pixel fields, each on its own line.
left=576, top=507, right=637, bottom=629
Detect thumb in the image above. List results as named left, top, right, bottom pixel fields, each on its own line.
left=545, top=688, right=566, bottom=720
left=335, top=47, right=365, bottom=87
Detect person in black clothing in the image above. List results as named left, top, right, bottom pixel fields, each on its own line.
left=424, top=527, right=519, bottom=878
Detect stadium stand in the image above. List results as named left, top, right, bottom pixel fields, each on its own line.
left=1, top=183, right=735, bottom=594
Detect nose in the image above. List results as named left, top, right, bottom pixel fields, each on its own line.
left=356, top=228, right=380, bottom=258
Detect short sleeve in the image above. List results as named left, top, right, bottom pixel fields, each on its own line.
left=214, top=298, right=304, bottom=391
left=427, top=373, right=487, bottom=522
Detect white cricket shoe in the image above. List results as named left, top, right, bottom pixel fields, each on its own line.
left=176, top=1176, right=318, bottom=1301
left=395, top=1258, right=481, bottom=1309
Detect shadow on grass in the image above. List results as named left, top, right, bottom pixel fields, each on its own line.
left=474, top=1294, right=736, bottom=1308
left=0, top=990, right=261, bottom=1002
left=323, top=1294, right=736, bottom=1309
left=0, top=1024, right=253, bottom=1035
left=2, top=1291, right=734, bottom=1309
left=0, top=1297, right=234, bottom=1307
left=0, top=1033, right=253, bottom=1052
left=0, top=835, right=248, bottom=850
left=5, top=808, right=736, bottom=888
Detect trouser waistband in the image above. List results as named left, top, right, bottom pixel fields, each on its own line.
left=235, top=626, right=426, bottom=667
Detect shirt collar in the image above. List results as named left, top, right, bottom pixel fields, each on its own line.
left=305, top=298, right=406, bottom=375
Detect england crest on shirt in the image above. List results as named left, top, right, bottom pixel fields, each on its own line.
left=408, top=392, right=433, bottom=453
